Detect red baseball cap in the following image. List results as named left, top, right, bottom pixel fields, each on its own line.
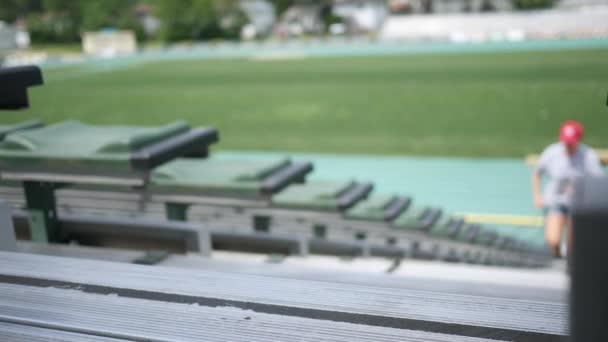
left=559, top=120, right=583, bottom=145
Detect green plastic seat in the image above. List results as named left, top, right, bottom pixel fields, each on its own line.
left=429, top=216, right=465, bottom=239
left=392, top=206, right=427, bottom=230
left=466, top=224, right=543, bottom=252
left=392, top=205, right=442, bottom=231
left=459, top=225, right=524, bottom=250
left=474, top=227, right=499, bottom=246
left=0, top=120, right=217, bottom=177
left=345, top=194, right=411, bottom=222
left=0, top=120, right=43, bottom=141
left=454, top=223, right=482, bottom=244
left=151, top=157, right=312, bottom=198
left=456, top=224, right=525, bottom=250
left=271, top=180, right=373, bottom=212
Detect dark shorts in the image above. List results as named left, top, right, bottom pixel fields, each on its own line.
left=544, top=205, right=571, bottom=216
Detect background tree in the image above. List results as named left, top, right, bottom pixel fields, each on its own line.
left=154, top=0, right=247, bottom=42
left=267, top=0, right=295, bottom=18
left=26, top=0, right=81, bottom=43
left=0, top=0, right=42, bottom=22
left=511, top=0, right=558, bottom=10
left=1, top=0, right=247, bottom=44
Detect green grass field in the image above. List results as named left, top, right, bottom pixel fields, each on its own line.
left=3, top=48, right=608, bottom=157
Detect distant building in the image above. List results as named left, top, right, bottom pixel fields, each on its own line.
left=387, top=0, right=608, bottom=14
left=240, top=0, right=276, bottom=37
left=558, top=0, right=608, bottom=7
left=135, top=4, right=161, bottom=37
left=333, top=0, right=388, bottom=33
left=275, top=2, right=325, bottom=37
left=82, top=30, right=137, bottom=57
left=0, top=22, right=16, bottom=51
left=435, top=0, right=513, bottom=12
left=0, top=22, right=30, bottom=50
left=388, top=0, right=513, bottom=14
left=380, top=4, right=608, bottom=41
left=274, top=0, right=391, bottom=37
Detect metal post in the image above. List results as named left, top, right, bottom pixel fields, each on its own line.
left=165, top=202, right=189, bottom=221
left=197, top=226, right=212, bottom=257
left=297, top=236, right=309, bottom=257
left=570, top=177, right=608, bottom=342
left=0, top=200, right=17, bottom=251
left=23, top=181, right=60, bottom=242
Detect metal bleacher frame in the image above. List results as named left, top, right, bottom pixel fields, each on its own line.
left=0, top=167, right=550, bottom=265
left=1, top=125, right=219, bottom=244
left=0, top=65, right=549, bottom=267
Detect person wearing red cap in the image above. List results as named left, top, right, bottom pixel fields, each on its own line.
left=532, top=120, right=605, bottom=258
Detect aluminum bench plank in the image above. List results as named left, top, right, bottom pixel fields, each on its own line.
left=0, top=252, right=567, bottom=341
left=0, top=322, right=129, bottom=342
left=0, top=283, right=502, bottom=342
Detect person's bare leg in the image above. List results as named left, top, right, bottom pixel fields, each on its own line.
left=566, top=217, right=573, bottom=258
left=545, top=213, right=566, bottom=257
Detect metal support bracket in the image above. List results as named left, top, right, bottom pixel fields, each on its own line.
left=0, top=200, right=17, bottom=251
left=165, top=202, right=190, bottom=221
left=23, top=181, right=62, bottom=243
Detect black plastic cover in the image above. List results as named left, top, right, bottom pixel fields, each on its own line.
left=337, top=182, right=374, bottom=210
left=261, top=161, right=314, bottom=195
left=464, top=224, right=482, bottom=242
left=421, top=208, right=443, bottom=230
left=130, top=127, right=218, bottom=171
left=446, top=218, right=465, bottom=238
left=0, top=65, right=44, bottom=110
left=383, top=196, right=412, bottom=221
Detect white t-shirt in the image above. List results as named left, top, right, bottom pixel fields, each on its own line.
left=536, top=143, right=604, bottom=207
